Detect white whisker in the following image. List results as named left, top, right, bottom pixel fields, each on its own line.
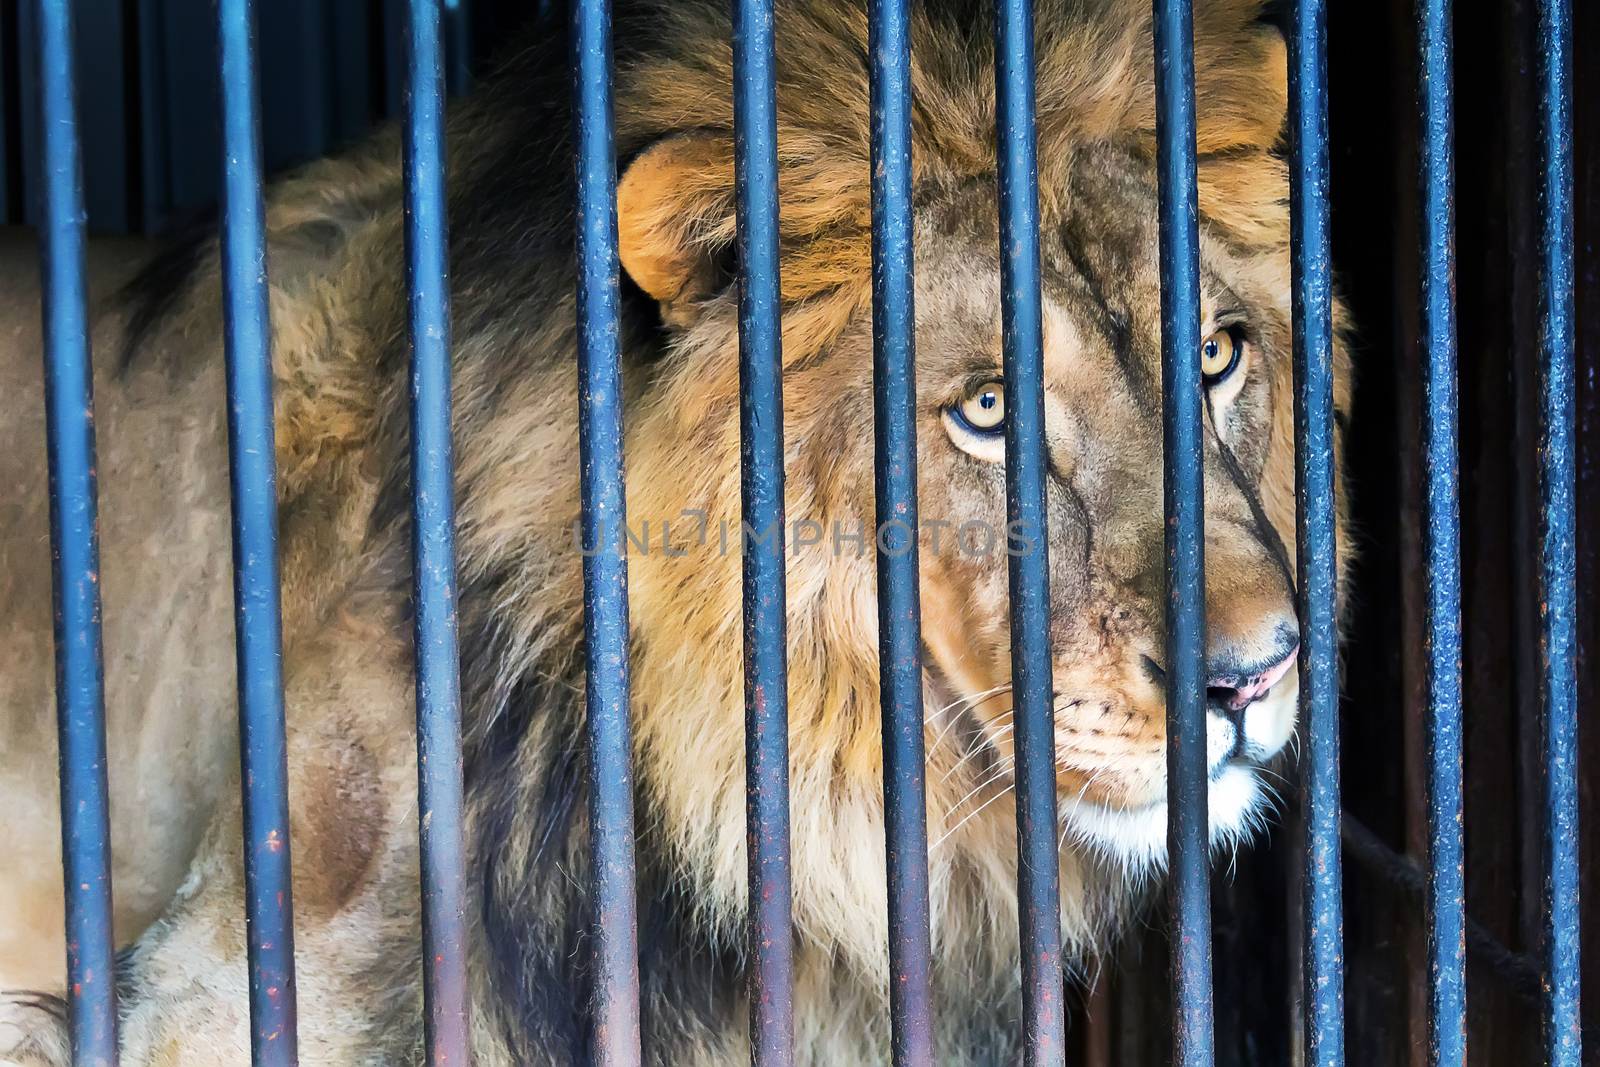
left=936, top=720, right=1014, bottom=785
left=941, top=759, right=1016, bottom=821
left=925, top=683, right=1013, bottom=756
left=932, top=779, right=1017, bottom=852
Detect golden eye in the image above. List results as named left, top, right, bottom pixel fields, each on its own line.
left=953, top=381, right=1006, bottom=434
left=1201, top=327, right=1242, bottom=385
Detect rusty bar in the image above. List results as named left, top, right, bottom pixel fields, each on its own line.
left=1531, top=0, right=1582, bottom=1059
left=867, top=0, right=935, bottom=1061
left=571, top=0, right=644, bottom=1059
left=402, top=0, right=471, bottom=1061
left=1287, top=0, right=1345, bottom=1061
left=731, top=0, right=795, bottom=1059
left=991, top=0, right=1067, bottom=1059
left=35, top=0, right=119, bottom=1061
left=1415, top=0, right=1466, bottom=1060
left=216, top=0, right=300, bottom=1060
left=1151, top=0, right=1214, bottom=1060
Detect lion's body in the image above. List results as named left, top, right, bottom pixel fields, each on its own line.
left=0, top=222, right=434, bottom=1062
left=0, top=1, right=1350, bottom=1063
left=0, top=231, right=237, bottom=995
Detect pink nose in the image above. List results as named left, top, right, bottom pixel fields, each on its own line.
left=1206, top=643, right=1300, bottom=713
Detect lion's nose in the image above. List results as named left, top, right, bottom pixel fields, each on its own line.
left=1205, top=638, right=1300, bottom=714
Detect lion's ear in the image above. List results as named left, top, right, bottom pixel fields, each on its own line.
left=1193, top=24, right=1288, bottom=153
left=1191, top=22, right=1290, bottom=247
left=617, top=134, right=737, bottom=326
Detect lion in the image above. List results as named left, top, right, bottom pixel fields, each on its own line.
left=0, top=0, right=1351, bottom=1062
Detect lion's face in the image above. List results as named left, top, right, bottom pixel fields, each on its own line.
left=601, top=8, right=1346, bottom=942
left=616, top=142, right=1326, bottom=886
left=900, top=161, right=1303, bottom=869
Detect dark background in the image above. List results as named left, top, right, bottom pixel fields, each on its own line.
left=1, top=1, right=1593, bottom=1063
left=0, top=0, right=544, bottom=234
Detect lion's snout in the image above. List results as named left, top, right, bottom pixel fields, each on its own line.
left=1206, top=636, right=1299, bottom=713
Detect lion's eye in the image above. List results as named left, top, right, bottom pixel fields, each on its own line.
left=951, top=382, right=1006, bottom=435
left=1201, top=327, right=1243, bottom=386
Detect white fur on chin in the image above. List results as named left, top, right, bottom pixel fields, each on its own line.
left=1059, top=762, right=1273, bottom=879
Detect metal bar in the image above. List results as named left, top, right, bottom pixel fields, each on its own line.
left=34, top=2, right=119, bottom=1062
left=570, top=0, right=642, bottom=1059
left=1287, top=1, right=1345, bottom=1063
left=867, top=0, right=933, bottom=1061
left=1416, top=0, right=1465, bottom=1060
left=1151, top=0, right=1212, bottom=1061
left=216, top=1, right=299, bottom=1061
left=731, top=0, right=794, bottom=1060
left=402, top=1, right=470, bottom=1063
left=1532, top=0, right=1581, bottom=1060
left=991, top=0, right=1065, bottom=1061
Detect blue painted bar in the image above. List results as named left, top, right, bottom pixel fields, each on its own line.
left=1416, top=0, right=1465, bottom=1061
left=402, top=1, right=471, bottom=1063
left=867, top=0, right=934, bottom=1061
left=1151, top=0, right=1213, bottom=1062
left=1532, top=0, right=1581, bottom=1060
left=216, top=1, right=299, bottom=1061
left=991, top=0, right=1066, bottom=1060
left=571, top=0, right=643, bottom=1059
left=17, top=2, right=134, bottom=234
left=1287, top=1, right=1344, bottom=1062
left=35, top=2, right=119, bottom=1063
left=731, top=0, right=795, bottom=1060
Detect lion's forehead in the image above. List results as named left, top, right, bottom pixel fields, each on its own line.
left=904, top=164, right=1194, bottom=365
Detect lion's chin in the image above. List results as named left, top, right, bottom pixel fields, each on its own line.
left=1058, top=763, right=1273, bottom=877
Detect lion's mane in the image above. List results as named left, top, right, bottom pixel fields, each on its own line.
left=115, top=1, right=1294, bottom=1060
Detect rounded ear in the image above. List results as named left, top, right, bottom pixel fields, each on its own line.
left=617, top=133, right=736, bottom=326
left=1194, top=24, right=1288, bottom=153
left=1192, top=21, right=1289, bottom=247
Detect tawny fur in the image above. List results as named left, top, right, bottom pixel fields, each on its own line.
left=0, top=1, right=1352, bottom=1063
